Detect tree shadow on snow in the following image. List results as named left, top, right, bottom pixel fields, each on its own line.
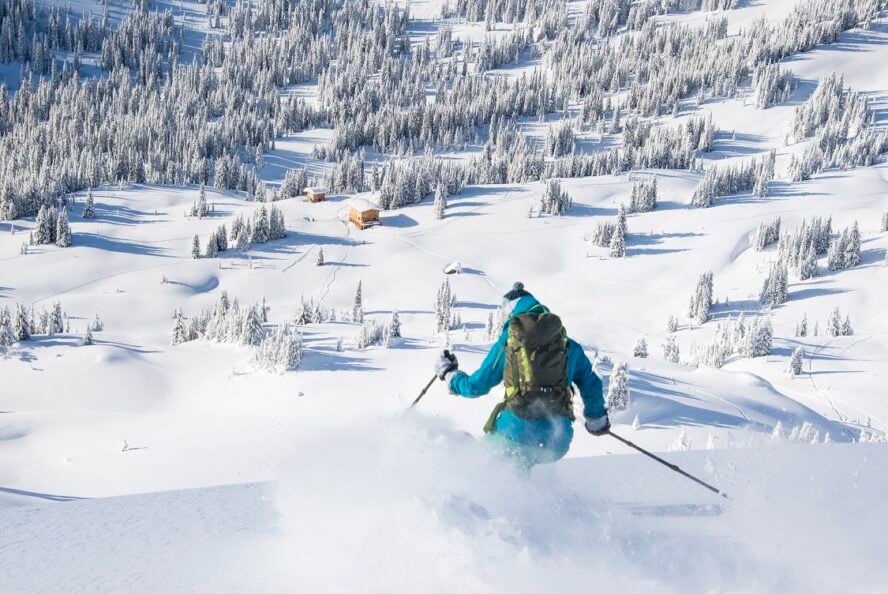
left=299, top=351, right=383, bottom=373
left=74, top=233, right=172, bottom=257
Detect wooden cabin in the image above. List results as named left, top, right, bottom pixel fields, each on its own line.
left=347, top=197, right=381, bottom=230
left=304, top=186, right=327, bottom=203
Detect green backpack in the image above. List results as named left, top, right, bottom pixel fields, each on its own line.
left=483, top=311, right=574, bottom=433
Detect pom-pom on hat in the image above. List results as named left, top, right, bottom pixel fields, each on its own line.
left=503, top=281, right=530, bottom=301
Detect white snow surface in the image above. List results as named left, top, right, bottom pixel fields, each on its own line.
left=1, top=417, right=886, bottom=593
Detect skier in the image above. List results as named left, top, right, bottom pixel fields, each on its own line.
left=435, top=282, right=609, bottom=466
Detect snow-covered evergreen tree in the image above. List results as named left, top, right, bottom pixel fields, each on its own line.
left=606, top=362, right=630, bottom=410
left=241, top=305, right=265, bottom=346
left=433, top=183, right=448, bottom=220
left=796, top=313, right=808, bottom=337
left=841, top=314, right=853, bottom=337
left=742, top=317, right=773, bottom=358
left=12, top=303, right=29, bottom=342
left=0, top=306, right=14, bottom=348
left=55, top=208, right=71, bottom=247
left=197, top=185, right=208, bottom=218
left=609, top=223, right=626, bottom=258
left=352, top=281, right=364, bottom=323
left=827, top=306, right=843, bottom=337
left=688, top=271, right=714, bottom=324
left=83, top=189, right=95, bottom=219
left=388, top=310, right=401, bottom=339
left=627, top=178, right=658, bottom=213
left=633, top=337, right=648, bottom=358
left=540, top=179, right=572, bottom=216
left=191, top=234, right=201, bottom=259
left=662, top=333, right=680, bottom=363
left=788, top=347, right=804, bottom=376
left=171, top=308, right=187, bottom=345
left=753, top=217, right=781, bottom=251
left=760, top=263, right=788, bottom=309
left=436, top=278, right=453, bottom=334
left=316, top=247, right=325, bottom=266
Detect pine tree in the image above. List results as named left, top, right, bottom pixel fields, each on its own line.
left=760, top=263, right=788, bottom=308
left=197, top=184, right=208, bottom=218
left=827, top=307, right=842, bottom=337
left=688, top=272, right=714, bottom=324
left=666, top=315, right=679, bottom=334
left=83, top=189, right=95, bottom=218
left=0, top=306, right=14, bottom=348
left=55, top=208, right=71, bottom=247
left=844, top=221, right=861, bottom=268
left=171, top=308, right=187, bottom=345
left=49, top=302, right=64, bottom=334
left=436, top=278, right=453, bottom=333
left=316, top=247, right=325, bottom=266
left=252, top=205, right=269, bottom=244
left=797, top=313, right=808, bottom=337
left=633, top=337, right=648, bottom=358
left=433, top=183, right=447, bottom=220
left=662, top=333, right=680, bottom=363
left=389, top=310, right=401, bottom=338
left=788, top=347, right=804, bottom=376
left=82, top=326, right=93, bottom=346
left=236, top=226, right=251, bottom=252
left=352, top=281, right=364, bottom=323
left=606, top=362, right=630, bottom=410
left=841, top=315, right=853, bottom=336
left=609, top=223, right=626, bottom=258
left=191, top=234, right=201, bottom=259
left=241, top=305, right=264, bottom=346
left=12, top=303, right=29, bottom=342
left=205, top=231, right=219, bottom=257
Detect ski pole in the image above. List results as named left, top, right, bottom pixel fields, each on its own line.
left=607, top=430, right=729, bottom=499
left=408, top=375, right=438, bottom=410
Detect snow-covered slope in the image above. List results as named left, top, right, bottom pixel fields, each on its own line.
left=2, top=418, right=886, bottom=594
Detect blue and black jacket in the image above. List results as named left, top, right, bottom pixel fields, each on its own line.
left=447, top=294, right=605, bottom=459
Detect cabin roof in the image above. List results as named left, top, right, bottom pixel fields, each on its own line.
left=347, top=197, right=380, bottom=212
left=304, top=186, right=327, bottom=194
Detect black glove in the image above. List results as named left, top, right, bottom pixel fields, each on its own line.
left=585, top=414, right=611, bottom=436
left=435, top=349, right=459, bottom=380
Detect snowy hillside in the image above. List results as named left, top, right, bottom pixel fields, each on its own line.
left=1, top=0, right=888, bottom=590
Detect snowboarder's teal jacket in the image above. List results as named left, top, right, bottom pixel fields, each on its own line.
left=448, top=294, right=605, bottom=463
